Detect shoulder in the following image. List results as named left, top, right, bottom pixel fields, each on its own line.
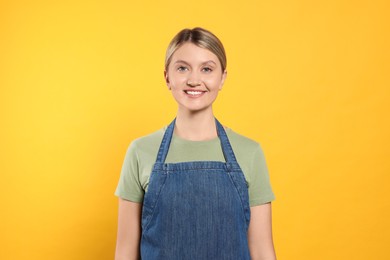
left=224, top=127, right=267, bottom=170
left=127, top=126, right=166, bottom=157
left=225, top=127, right=262, bottom=153
left=132, top=127, right=165, bottom=147
left=131, top=126, right=166, bottom=148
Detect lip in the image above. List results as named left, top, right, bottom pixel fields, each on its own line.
left=183, top=89, right=207, bottom=98
left=183, top=88, right=207, bottom=92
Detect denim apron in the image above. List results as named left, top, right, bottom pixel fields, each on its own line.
left=141, top=118, right=251, bottom=260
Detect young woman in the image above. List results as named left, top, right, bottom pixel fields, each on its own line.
left=115, top=27, right=276, bottom=260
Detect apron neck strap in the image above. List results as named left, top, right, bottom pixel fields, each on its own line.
left=155, top=118, right=238, bottom=164
left=215, top=118, right=238, bottom=164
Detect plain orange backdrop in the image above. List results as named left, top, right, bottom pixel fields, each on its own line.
left=1, top=0, right=389, bottom=259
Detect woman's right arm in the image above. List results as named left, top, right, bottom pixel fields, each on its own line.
left=115, top=198, right=142, bottom=260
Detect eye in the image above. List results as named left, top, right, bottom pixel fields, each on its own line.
left=202, top=67, right=213, bottom=73
left=177, top=66, right=188, bottom=72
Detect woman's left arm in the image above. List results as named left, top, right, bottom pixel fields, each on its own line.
left=248, top=202, right=276, bottom=260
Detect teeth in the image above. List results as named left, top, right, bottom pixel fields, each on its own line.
left=186, top=91, right=203, bottom=95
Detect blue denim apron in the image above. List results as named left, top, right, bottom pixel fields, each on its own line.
left=141, top=118, right=251, bottom=260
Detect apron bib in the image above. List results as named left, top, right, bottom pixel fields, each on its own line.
left=141, top=118, right=251, bottom=260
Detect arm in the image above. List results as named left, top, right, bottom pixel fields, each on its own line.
left=115, top=198, right=142, bottom=260
left=248, top=203, right=276, bottom=260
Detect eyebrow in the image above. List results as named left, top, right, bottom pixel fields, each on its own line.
left=174, top=60, right=217, bottom=66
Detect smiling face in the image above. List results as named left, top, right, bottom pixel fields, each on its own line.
left=165, top=43, right=227, bottom=113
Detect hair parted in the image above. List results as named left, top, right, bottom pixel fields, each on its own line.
left=165, top=27, right=227, bottom=72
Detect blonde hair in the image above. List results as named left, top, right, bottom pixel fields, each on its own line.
left=165, top=27, right=227, bottom=72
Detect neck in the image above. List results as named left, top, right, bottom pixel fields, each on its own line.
left=174, top=107, right=217, bottom=141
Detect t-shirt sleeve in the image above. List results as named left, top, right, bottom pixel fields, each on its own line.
left=248, top=144, right=275, bottom=206
left=114, top=142, right=144, bottom=203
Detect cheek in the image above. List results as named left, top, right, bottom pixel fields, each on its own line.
left=204, top=77, right=223, bottom=90
left=169, top=76, right=187, bottom=89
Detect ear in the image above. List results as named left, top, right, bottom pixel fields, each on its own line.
left=219, top=70, right=227, bottom=90
left=164, top=70, right=171, bottom=90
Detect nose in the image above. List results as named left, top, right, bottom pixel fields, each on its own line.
left=186, top=72, right=201, bottom=87
left=186, top=81, right=201, bottom=87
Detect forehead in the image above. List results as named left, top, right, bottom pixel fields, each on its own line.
left=171, top=43, right=219, bottom=64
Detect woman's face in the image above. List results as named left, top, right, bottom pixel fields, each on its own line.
left=165, top=43, right=227, bottom=113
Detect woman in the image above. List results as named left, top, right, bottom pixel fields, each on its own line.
left=115, top=27, right=276, bottom=260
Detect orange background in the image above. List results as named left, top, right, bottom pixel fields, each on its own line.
left=1, top=0, right=389, bottom=259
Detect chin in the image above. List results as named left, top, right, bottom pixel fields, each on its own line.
left=179, top=104, right=213, bottom=113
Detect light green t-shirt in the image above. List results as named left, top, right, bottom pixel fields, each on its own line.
left=115, top=126, right=275, bottom=207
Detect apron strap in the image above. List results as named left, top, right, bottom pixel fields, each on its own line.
left=155, top=118, right=176, bottom=163
left=215, top=118, right=239, bottom=164
left=155, top=117, right=238, bottom=164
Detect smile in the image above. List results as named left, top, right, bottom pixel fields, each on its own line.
left=184, top=90, right=206, bottom=97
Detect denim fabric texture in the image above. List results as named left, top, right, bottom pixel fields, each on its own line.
left=140, top=118, right=251, bottom=260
